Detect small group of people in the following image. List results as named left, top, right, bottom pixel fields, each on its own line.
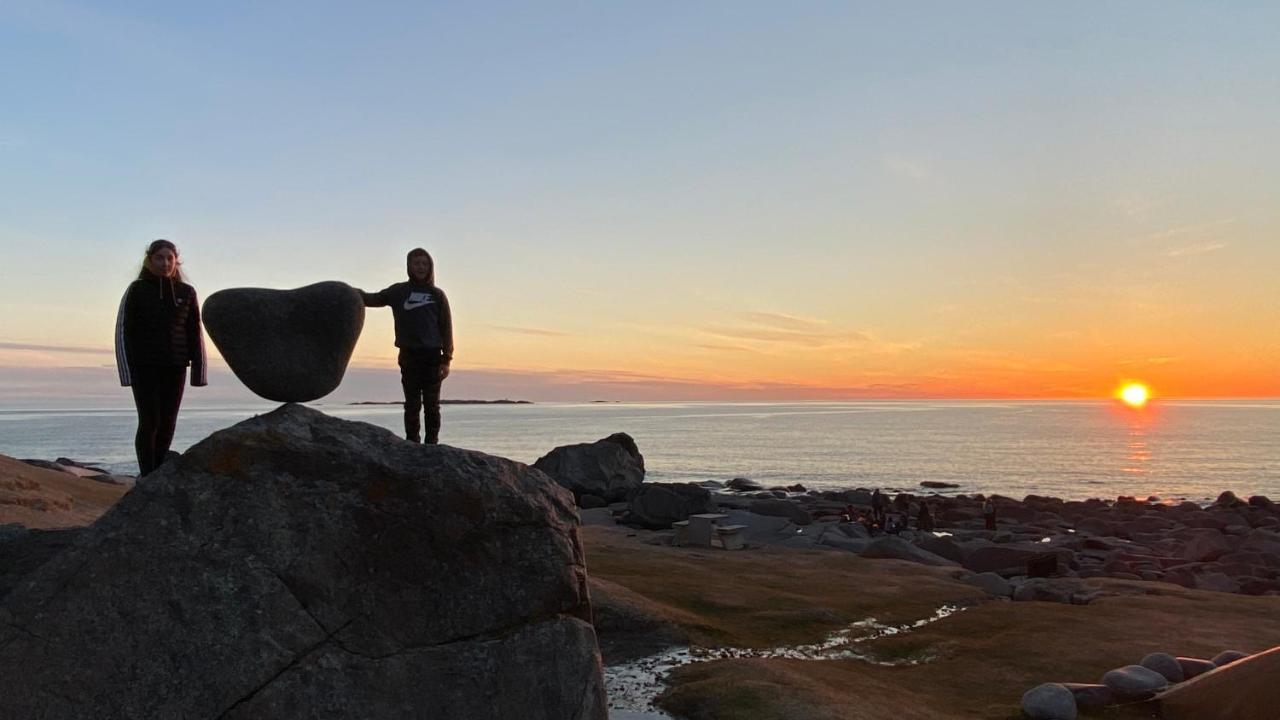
left=115, top=241, right=453, bottom=476
left=837, top=488, right=936, bottom=535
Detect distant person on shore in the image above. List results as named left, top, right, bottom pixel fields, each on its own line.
left=871, top=489, right=886, bottom=525
left=983, top=498, right=997, bottom=530
left=917, top=502, right=935, bottom=532
left=114, top=239, right=207, bottom=477
left=359, top=248, right=454, bottom=443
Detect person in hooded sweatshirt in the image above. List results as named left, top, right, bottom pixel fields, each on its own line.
left=360, top=248, right=454, bottom=443
left=115, top=239, right=208, bottom=476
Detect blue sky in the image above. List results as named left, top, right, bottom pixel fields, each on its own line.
left=2, top=1, right=1278, bottom=403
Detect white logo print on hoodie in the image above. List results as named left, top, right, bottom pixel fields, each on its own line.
left=403, top=292, right=434, bottom=311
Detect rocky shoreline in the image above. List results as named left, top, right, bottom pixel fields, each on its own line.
left=534, top=434, right=1280, bottom=600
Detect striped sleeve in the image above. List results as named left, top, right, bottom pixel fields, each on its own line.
left=114, top=285, right=133, bottom=386
left=188, top=288, right=208, bottom=387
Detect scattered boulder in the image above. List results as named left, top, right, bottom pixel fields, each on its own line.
left=623, top=483, right=715, bottom=529
left=0, top=404, right=606, bottom=720
left=961, top=571, right=1011, bottom=597
left=859, top=536, right=957, bottom=567
left=533, top=433, right=645, bottom=503
left=915, top=534, right=965, bottom=564
left=1211, top=650, right=1248, bottom=667
left=1180, top=529, right=1234, bottom=562
left=962, top=545, right=1050, bottom=575
left=203, top=281, right=364, bottom=402
left=726, top=477, right=763, bottom=492
left=1021, top=682, right=1077, bottom=720
left=579, top=494, right=607, bottom=509
left=920, top=481, right=959, bottom=489
left=747, top=498, right=812, bottom=526
left=1101, top=664, right=1168, bottom=701
left=1140, top=652, right=1184, bottom=683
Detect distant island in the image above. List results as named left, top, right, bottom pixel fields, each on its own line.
left=348, top=399, right=533, bottom=405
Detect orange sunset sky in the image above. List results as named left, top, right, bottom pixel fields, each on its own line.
left=1, top=3, right=1277, bottom=404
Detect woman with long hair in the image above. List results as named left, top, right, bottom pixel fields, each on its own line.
left=360, top=248, right=454, bottom=443
left=114, top=239, right=207, bottom=476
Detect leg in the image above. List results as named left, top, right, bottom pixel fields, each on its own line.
left=130, top=368, right=161, bottom=476
left=422, top=365, right=442, bottom=444
left=399, top=351, right=423, bottom=442
left=152, top=367, right=187, bottom=470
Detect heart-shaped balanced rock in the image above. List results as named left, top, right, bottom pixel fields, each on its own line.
left=203, top=281, right=364, bottom=402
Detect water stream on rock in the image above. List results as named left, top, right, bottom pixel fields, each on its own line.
left=604, top=603, right=967, bottom=719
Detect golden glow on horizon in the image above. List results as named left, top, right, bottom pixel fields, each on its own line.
left=1119, top=383, right=1150, bottom=408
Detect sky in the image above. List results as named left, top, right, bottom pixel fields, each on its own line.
left=1, top=1, right=1278, bottom=404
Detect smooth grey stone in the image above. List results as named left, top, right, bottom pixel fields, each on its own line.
left=1140, top=652, right=1185, bottom=682
left=1102, top=664, right=1169, bottom=700
left=1211, top=649, right=1248, bottom=667
left=203, top=281, right=364, bottom=402
left=1021, top=683, right=1077, bottom=720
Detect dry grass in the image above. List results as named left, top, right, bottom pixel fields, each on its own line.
left=583, top=525, right=1280, bottom=720
left=0, top=454, right=127, bottom=528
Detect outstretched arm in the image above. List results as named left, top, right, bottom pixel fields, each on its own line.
left=359, top=287, right=389, bottom=307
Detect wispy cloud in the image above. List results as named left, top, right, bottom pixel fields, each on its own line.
left=486, top=325, right=571, bottom=337
left=1118, top=356, right=1180, bottom=366
left=1166, top=242, right=1227, bottom=258
left=882, top=156, right=934, bottom=181
left=0, top=341, right=112, bottom=354
left=738, top=311, right=827, bottom=330
left=701, top=319, right=919, bottom=354
left=702, top=325, right=871, bottom=347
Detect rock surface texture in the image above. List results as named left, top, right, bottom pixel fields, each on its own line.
left=533, top=432, right=645, bottom=503
left=0, top=404, right=606, bottom=720
left=203, top=281, right=364, bottom=402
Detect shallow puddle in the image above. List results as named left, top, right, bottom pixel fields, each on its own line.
left=605, top=604, right=966, bottom=718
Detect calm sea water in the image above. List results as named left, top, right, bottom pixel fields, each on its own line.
left=1, top=400, right=1277, bottom=503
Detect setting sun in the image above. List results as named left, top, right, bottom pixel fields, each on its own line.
left=1119, top=383, right=1151, bottom=408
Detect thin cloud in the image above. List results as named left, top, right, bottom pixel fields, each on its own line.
left=882, top=156, right=934, bottom=181
left=702, top=325, right=918, bottom=354
left=487, top=325, right=571, bottom=337
left=1167, top=242, right=1227, bottom=258
left=739, top=311, right=828, bottom=330
left=1118, top=356, right=1180, bottom=366
left=0, top=341, right=112, bottom=354
left=1129, top=218, right=1236, bottom=244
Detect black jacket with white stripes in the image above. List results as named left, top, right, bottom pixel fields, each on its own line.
left=114, top=273, right=208, bottom=386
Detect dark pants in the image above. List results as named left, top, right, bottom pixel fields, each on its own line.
left=398, top=349, right=443, bottom=443
left=130, top=365, right=186, bottom=476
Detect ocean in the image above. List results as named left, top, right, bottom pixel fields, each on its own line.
left=1, top=400, right=1277, bottom=503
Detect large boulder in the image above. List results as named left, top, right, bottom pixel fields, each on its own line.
left=859, top=536, right=957, bottom=567
left=747, top=498, right=813, bottom=526
left=622, top=483, right=714, bottom=529
left=533, top=433, right=645, bottom=503
left=0, top=404, right=605, bottom=720
left=204, top=282, right=365, bottom=402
